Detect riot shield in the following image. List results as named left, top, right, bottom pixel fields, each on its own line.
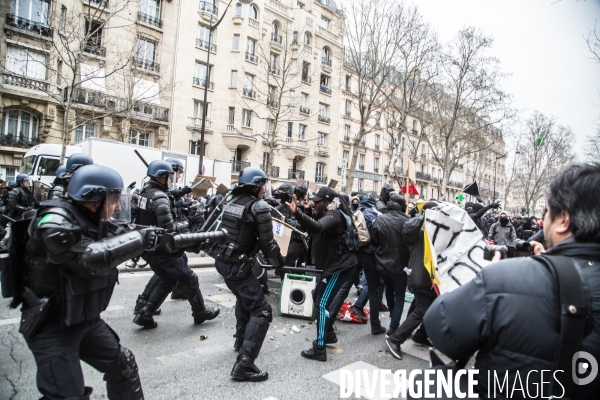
left=31, top=180, right=51, bottom=203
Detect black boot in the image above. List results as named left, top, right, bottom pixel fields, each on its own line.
left=171, top=285, right=186, bottom=300
left=301, top=342, right=327, bottom=361
left=132, top=303, right=158, bottom=329
left=193, top=306, right=220, bottom=324
left=312, top=331, right=338, bottom=347
left=64, top=386, right=93, bottom=400
left=231, top=355, right=269, bottom=382
left=134, top=295, right=161, bottom=315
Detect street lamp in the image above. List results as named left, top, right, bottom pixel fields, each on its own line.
left=493, top=152, right=508, bottom=203
left=197, top=0, right=254, bottom=175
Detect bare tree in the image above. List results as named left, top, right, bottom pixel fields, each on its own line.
left=342, top=0, right=406, bottom=194
left=515, top=111, right=575, bottom=214
left=584, top=127, right=600, bottom=161
left=424, top=27, right=511, bottom=198
left=584, top=21, right=600, bottom=161
left=236, top=23, right=314, bottom=179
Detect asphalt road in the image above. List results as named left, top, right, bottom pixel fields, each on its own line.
left=0, top=268, right=431, bottom=400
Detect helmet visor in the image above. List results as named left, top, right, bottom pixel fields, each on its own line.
left=101, top=188, right=128, bottom=222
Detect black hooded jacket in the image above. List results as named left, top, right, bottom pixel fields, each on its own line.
left=376, top=184, right=395, bottom=213
left=371, top=201, right=410, bottom=275
left=274, top=183, right=306, bottom=254
left=424, top=238, right=600, bottom=399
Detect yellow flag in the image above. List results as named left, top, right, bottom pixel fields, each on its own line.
left=422, top=224, right=440, bottom=286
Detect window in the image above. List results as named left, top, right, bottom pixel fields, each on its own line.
left=1, top=110, right=39, bottom=142
left=246, top=38, right=256, bottom=55
left=345, top=100, right=351, bottom=116
left=129, top=130, right=151, bottom=147
left=358, top=178, right=363, bottom=192
left=298, top=1, right=304, bottom=9
left=6, top=46, right=46, bottom=79
left=59, top=5, right=67, bottom=31
left=235, top=3, right=242, bottom=17
left=304, top=32, right=312, bottom=45
left=374, top=157, right=379, bottom=172
left=140, top=0, right=161, bottom=19
left=74, top=121, right=95, bottom=142
left=320, top=74, right=329, bottom=88
left=287, top=122, right=293, bottom=137
left=302, top=61, right=310, bottom=81
left=198, top=24, right=213, bottom=46
left=317, top=132, right=326, bottom=146
left=289, top=90, right=295, bottom=105
left=269, top=53, right=278, bottom=73
left=301, top=92, right=308, bottom=108
left=233, top=34, right=240, bottom=51
left=244, top=74, right=253, bottom=90
left=136, top=38, right=157, bottom=69
left=230, top=70, right=237, bottom=87
left=5, top=167, right=16, bottom=182
left=10, top=0, right=50, bottom=24
left=343, top=150, right=349, bottom=161
left=272, top=21, right=280, bottom=37
left=242, top=109, right=252, bottom=127
left=359, top=154, right=365, bottom=170
left=193, top=100, right=209, bottom=118
left=84, top=20, right=103, bottom=51
left=316, top=162, right=325, bottom=179
left=249, top=4, right=258, bottom=19
left=421, top=144, right=426, bottom=155
left=263, top=152, right=270, bottom=167
left=344, top=125, right=350, bottom=141
left=375, top=134, right=380, bottom=149
left=56, top=60, right=62, bottom=85
left=228, top=107, right=235, bottom=124
left=298, top=124, right=306, bottom=140
left=412, top=119, right=417, bottom=131
left=345, top=75, right=351, bottom=91
left=194, top=62, right=211, bottom=87
left=320, top=16, right=330, bottom=29
left=318, top=103, right=328, bottom=118
left=266, top=119, right=274, bottom=135
left=321, top=47, right=331, bottom=63
left=292, top=31, right=298, bottom=44
left=373, top=181, right=378, bottom=194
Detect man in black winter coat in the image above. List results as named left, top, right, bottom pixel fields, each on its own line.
left=371, top=195, right=409, bottom=337
left=423, top=163, right=600, bottom=399
left=273, top=183, right=307, bottom=268
left=376, top=184, right=396, bottom=213
left=465, top=201, right=500, bottom=234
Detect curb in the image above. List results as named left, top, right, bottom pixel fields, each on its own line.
left=117, top=256, right=215, bottom=273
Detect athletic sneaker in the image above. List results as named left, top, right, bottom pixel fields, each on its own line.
left=386, top=338, right=403, bottom=360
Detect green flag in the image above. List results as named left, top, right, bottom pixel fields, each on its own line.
left=534, top=130, right=544, bottom=147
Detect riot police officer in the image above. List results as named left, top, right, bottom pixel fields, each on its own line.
left=48, top=165, right=66, bottom=200
left=22, top=164, right=154, bottom=399
left=205, top=167, right=284, bottom=382
left=7, top=173, right=33, bottom=220
left=165, top=158, right=192, bottom=201
left=133, top=160, right=219, bottom=328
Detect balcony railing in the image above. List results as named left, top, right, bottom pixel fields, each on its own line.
left=245, top=52, right=258, bottom=63
left=268, top=65, right=280, bottom=76
left=232, top=160, right=250, bottom=173
left=0, top=133, right=39, bottom=147
left=248, top=17, right=259, bottom=28
left=448, top=180, right=463, bottom=189
left=243, top=88, right=257, bottom=99
left=416, top=171, right=432, bottom=181
left=321, top=57, right=332, bottom=67
left=288, top=169, right=305, bottom=180
left=267, top=98, right=279, bottom=108
left=375, top=144, right=380, bottom=150
left=374, top=167, right=379, bottom=173
left=318, top=115, right=330, bottom=124
left=196, top=38, right=217, bottom=52
left=260, top=165, right=280, bottom=178
left=343, top=135, right=349, bottom=142
left=420, top=154, right=426, bottom=160
left=3, top=72, right=48, bottom=91
left=192, top=77, right=214, bottom=89
left=358, top=164, right=364, bottom=171
left=299, top=106, right=310, bottom=115
left=84, top=44, right=106, bottom=57
left=315, top=175, right=327, bottom=184
left=137, top=12, right=162, bottom=28
left=132, top=102, right=169, bottom=122
left=6, top=14, right=53, bottom=37
left=134, top=57, right=160, bottom=73
left=319, top=85, right=331, bottom=95
left=301, top=76, right=311, bottom=84
left=271, top=33, right=282, bottom=45
left=199, top=1, right=218, bottom=15
left=87, top=0, right=109, bottom=7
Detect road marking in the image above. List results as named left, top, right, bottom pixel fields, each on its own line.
left=104, top=305, right=125, bottom=312
left=0, top=318, right=20, bottom=326
left=206, top=293, right=237, bottom=308
left=157, top=343, right=229, bottom=364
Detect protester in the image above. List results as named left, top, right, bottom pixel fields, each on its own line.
left=488, top=211, right=517, bottom=245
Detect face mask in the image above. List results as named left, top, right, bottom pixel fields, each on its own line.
left=279, top=192, right=289, bottom=203
left=500, top=217, right=509, bottom=227
left=351, top=203, right=359, bottom=211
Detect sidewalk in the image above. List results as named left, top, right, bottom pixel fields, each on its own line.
left=117, top=254, right=215, bottom=273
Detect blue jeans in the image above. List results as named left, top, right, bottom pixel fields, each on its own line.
left=355, top=274, right=385, bottom=309
left=381, top=273, right=408, bottom=329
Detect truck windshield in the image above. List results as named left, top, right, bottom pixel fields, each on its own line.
left=36, top=157, right=61, bottom=176
left=20, top=156, right=36, bottom=175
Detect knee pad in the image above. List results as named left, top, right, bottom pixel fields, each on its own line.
left=104, top=346, right=144, bottom=400
left=189, top=273, right=200, bottom=290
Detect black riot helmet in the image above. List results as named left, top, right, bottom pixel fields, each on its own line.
left=238, top=167, right=267, bottom=188
left=67, top=165, right=123, bottom=202
left=165, top=158, right=185, bottom=173
left=147, top=160, right=174, bottom=179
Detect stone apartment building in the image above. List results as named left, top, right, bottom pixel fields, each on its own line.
left=1, top=0, right=503, bottom=201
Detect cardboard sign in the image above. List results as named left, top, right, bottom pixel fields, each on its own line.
left=328, top=179, right=338, bottom=188
left=216, top=184, right=229, bottom=195
left=191, top=175, right=217, bottom=197
left=272, top=220, right=292, bottom=256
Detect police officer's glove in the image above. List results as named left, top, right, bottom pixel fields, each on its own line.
left=139, top=227, right=164, bottom=249
left=275, top=254, right=285, bottom=268
left=181, top=186, right=193, bottom=195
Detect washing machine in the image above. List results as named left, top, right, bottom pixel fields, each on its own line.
left=278, top=273, right=316, bottom=319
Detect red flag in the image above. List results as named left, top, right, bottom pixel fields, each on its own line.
left=401, top=184, right=419, bottom=195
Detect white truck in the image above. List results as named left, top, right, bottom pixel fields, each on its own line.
left=19, top=137, right=232, bottom=192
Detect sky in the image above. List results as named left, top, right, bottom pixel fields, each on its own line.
left=411, top=0, right=600, bottom=159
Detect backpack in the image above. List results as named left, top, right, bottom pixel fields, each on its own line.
left=339, top=210, right=360, bottom=251
left=352, top=210, right=371, bottom=247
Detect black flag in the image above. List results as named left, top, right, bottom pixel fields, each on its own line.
left=463, top=181, right=484, bottom=203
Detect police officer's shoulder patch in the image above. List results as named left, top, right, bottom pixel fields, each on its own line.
left=38, top=214, right=53, bottom=226
left=139, top=197, right=147, bottom=210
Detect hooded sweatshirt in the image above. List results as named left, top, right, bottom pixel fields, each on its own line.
left=356, top=195, right=380, bottom=254
left=376, top=184, right=395, bottom=213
